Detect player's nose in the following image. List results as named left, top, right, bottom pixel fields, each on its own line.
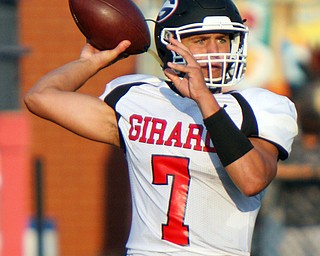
left=206, top=40, right=220, bottom=54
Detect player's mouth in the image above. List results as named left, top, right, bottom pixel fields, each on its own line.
left=198, top=63, right=223, bottom=79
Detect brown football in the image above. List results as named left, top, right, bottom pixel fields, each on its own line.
left=69, top=0, right=151, bottom=55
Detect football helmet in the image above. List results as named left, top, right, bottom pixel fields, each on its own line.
left=155, top=0, right=249, bottom=88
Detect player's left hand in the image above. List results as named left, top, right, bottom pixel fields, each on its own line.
left=164, top=37, right=212, bottom=104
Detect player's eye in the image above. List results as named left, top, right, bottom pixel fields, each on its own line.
left=195, top=39, right=205, bottom=44
left=193, top=37, right=208, bottom=45
left=217, top=36, right=230, bottom=44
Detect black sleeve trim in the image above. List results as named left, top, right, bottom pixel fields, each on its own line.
left=230, top=92, right=258, bottom=137
left=103, top=82, right=145, bottom=108
left=103, top=82, right=145, bottom=152
left=230, top=92, right=288, bottom=160
left=260, top=137, right=289, bottom=161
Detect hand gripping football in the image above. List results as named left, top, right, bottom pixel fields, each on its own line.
left=69, top=0, right=151, bottom=56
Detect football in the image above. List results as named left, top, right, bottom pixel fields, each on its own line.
left=69, top=0, right=151, bottom=56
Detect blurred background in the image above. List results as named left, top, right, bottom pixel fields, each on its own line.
left=0, top=0, right=319, bottom=255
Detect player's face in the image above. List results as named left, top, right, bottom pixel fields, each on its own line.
left=181, top=33, right=231, bottom=79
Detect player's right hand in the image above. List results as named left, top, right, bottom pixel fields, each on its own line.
left=80, top=40, right=131, bottom=70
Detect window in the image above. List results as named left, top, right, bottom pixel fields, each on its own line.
left=0, top=0, right=25, bottom=110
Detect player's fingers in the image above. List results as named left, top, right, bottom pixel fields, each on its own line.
left=168, top=37, right=190, bottom=52
left=107, top=40, right=131, bottom=59
left=167, top=61, right=188, bottom=74
left=164, top=67, right=178, bottom=80
left=166, top=42, right=191, bottom=58
left=166, top=45, right=198, bottom=67
left=164, top=68, right=184, bottom=90
left=167, top=38, right=198, bottom=66
left=167, top=61, right=201, bottom=77
left=114, top=40, right=131, bottom=53
left=98, top=40, right=131, bottom=67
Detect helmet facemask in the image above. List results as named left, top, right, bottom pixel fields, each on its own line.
left=159, top=16, right=249, bottom=89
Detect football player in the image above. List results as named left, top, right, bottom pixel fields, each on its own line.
left=24, top=0, right=298, bottom=255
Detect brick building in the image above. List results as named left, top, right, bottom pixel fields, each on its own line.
left=19, top=0, right=135, bottom=255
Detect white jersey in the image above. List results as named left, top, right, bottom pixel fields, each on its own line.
left=100, top=74, right=297, bottom=256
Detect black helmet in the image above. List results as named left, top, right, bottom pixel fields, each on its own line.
left=155, top=0, right=249, bottom=88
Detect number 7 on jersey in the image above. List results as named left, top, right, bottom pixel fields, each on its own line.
left=152, top=155, right=191, bottom=246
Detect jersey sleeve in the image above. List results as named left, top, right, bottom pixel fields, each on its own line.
left=99, top=74, right=161, bottom=101
left=98, top=75, right=132, bottom=101
left=240, top=88, right=298, bottom=160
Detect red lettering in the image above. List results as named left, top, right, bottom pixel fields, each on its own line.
left=203, top=131, right=216, bottom=153
left=164, top=122, right=183, bottom=147
left=129, top=114, right=143, bottom=141
left=139, top=116, right=152, bottom=143
left=183, top=124, right=203, bottom=151
left=128, top=114, right=216, bottom=154
left=147, top=118, right=167, bottom=145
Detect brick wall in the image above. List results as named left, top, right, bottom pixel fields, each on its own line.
left=19, top=0, right=133, bottom=255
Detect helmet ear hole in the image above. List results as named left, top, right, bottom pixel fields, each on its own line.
left=163, top=31, right=175, bottom=43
